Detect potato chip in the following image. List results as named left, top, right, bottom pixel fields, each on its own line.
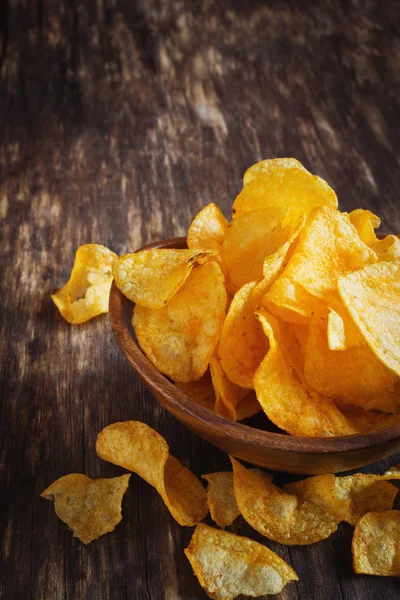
left=254, top=309, right=356, bottom=436
left=51, top=244, right=117, bottom=324
left=326, top=306, right=363, bottom=351
left=304, top=313, right=399, bottom=412
left=210, top=352, right=260, bottom=421
left=233, top=163, right=337, bottom=219
left=266, top=207, right=377, bottom=322
left=187, top=203, right=229, bottom=254
left=243, top=157, right=305, bottom=186
left=370, top=234, right=400, bottom=261
left=336, top=402, right=400, bottom=433
left=175, top=370, right=216, bottom=412
left=338, top=261, right=400, bottom=377
left=133, top=261, right=227, bottom=382
left=185, top=523, right=298, bottom=599
left=202, top=469, right=271, bottom=528
left=382, top=463, right=400, bottom=478
left=352, top=510, right=400, bottom=576
left=41, top=473, right=130, bottom=544
left=96, top=421, right=207, bottom=526
left=284, top=473, right=399, bottom=526
left=265, top=275, right=325, bottom=324
left=113, top=248, right=214, bottom=309
left=231, top=458, right=339, bottom=545
left=218, top=282, right=269, bottom=389
left=348, top=208, right=381, bottom=245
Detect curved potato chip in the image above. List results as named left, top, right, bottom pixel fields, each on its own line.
left=175, top=370, right=216, bottom=412
left=218, top=282, right=269, bottom=389
left=265, top=275, right=325, bottom=324
left=231, top=458, right=339, bottom=545
left=338, top=261, right=400, bottom=377
left=233, top=164, right=337, bottom=219
left=254, top=309, right=356, bottom=436
left=284, top=473, right=398, bottom=526
left=96, top=421, right=208, bottom=526
left=304, top=313, right=399, bottom=412
left=327, top=306, right=363, bottom=351
left=202, top=470, right=271, bottom=528
left=187, top=203, right=229, bottom=254
left=243, top=157, right=305, bottom=186
left=41, top=473, right=130, bottom=544
left=370, top=234, right=400, bottom=261
left=51, top=244, right=117, bottom=324
left=348, top=208, right=381, bottom=245
left=352, top=510, right=400, bottom=576
left=210, top=353, right=260, bottom=421
left=336, top=402, right=400, bottom=433
left=266, top=207, right=377, bottom=320
left=113, top=248, right=213, bottom=309
left=133, top=261, right=227, bottom=382
left=185, top=523, right=298, bottom=599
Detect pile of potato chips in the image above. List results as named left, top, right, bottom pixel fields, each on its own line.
left=42, top=420, right=400, bottom=598
left=109, top=158, right=400, bottom=435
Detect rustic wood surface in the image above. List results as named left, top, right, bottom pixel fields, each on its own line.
left=1, top=1, right=400, bottom=599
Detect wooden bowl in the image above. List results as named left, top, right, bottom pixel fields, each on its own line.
left=109, top=237, right=400, bottom=475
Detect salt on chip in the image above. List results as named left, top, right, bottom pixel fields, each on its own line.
left=218, top=282, right=269, bottom=389
left=348, top=208, right=381, bottom=245
left=96, top=421, right=208, bottom=526
left=133, top=261, right=227, bottom=382
left=202, top=469, right=270, bottom=528
left=113, top=248, right=213, bottom=309
left=338, top=261, right=400, bottom=377
left=210, top=352, right=260, bottom=421
left=185, top=523, right=298, bottom=599
left=304, top=313, right=399, bottom=413
left=231, top=457, right=339, bottom=545
left=187, top=203, right=229, bottom=255
left=266, top=207, right=377, bottom=322
left=175, top=370, right=216, bottom=412
left=51, top=244, right=117, bottom=324
left=352, top=510, right=400, bottom=576
left=243, top=157, right=305, bottom=186
left=41, top=473, right=130, bottom=544
left=233, top=162, right=337, bottom=219
left=254, top=309, right=356, bottom=436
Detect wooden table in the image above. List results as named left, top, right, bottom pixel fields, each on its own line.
left=1, top=1, right=399, bottom=598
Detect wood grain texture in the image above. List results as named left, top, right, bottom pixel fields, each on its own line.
left=0, top=1, right=399, bottom=599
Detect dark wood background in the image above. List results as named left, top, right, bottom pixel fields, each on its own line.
left=1, top=1, right=400, bottom=599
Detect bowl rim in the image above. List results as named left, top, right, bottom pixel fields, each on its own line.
left=109, top=235, right=400, bottom=455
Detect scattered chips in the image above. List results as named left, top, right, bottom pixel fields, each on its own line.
left=338, top=261, right=400, bottom=378
left=352, top=511, right=400, bottom=576
left=231, top=458, right=340, bottom=545
left=41, top=473, right=130, bottom=544
left=185, top=523, right=298, bottom=599
left=96, top=421, right=208, bottom=526
left=133, top=261, right=227, bottom=382
left=113, top=248, right=213, bottom=309
left=51, top=244, right=117, bottom=324
left=218, top=282, right=269, bottom=389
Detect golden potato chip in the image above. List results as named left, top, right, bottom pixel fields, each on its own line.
left=187, top=203, right=229, bottom=254
left=41, top=473, right=130, bottom=544
left=233, top=163, right=337, bottom=219
left=326, top=306, right=363, bottom=351
left=266, top=207, right=377, bottom=322
left=284, top=473, right=398, bottom=526
left=304, top=313, right=399, bottom=412
left=370, top=234, right=400, bottom=261
left=185, top=523, right=298, bottom=599
left=113, top=248, right=214, bottom=309
left=133, top=261, right=227, bottom=382
left=352, top=511, right=400, bottom=576
left=175, top=370, right=216, bottom=412
left=202, top=470, right=271, bottom=528
left=218, top=282, right=269, bottom=389
left=336, top=402, right=400, bottom=433
left=348, top=208, right=380, bottom=245
left=51, top=244, right=117, bottom=324
left=96, top=421, right=207, bottom=526
left=339, top=261, right=400, bottom=377
left=243, top=157, right=305, bottom=186
left=221, top=208, right=303, bottom=291
left=265, top=275, right=325, bottom=324
left=254, top=309, right=356, bottom=436
left=231, top=458, right=339, bottom=545
left=210, top=352, right=260, bottom=421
